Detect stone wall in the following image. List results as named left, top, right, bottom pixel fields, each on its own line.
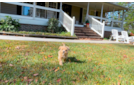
left=19, top=24, right=47, bottom=32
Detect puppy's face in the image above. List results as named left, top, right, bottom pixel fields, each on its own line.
left=59, top=46, right=69, bottom=54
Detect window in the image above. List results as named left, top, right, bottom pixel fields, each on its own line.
left=49, top=2, right=56, bottom=8
left=17, top=5, right=22, bottom=15
left=37, top=2, right=45, bottom=7
left=23, top=6, right=33, bottom=17
left=21, top=2, right=33, bottom=17
left=21, top=2, right=33, bottom=4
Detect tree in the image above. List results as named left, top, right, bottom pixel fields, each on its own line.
left=117, top=2, right=134, bottom=33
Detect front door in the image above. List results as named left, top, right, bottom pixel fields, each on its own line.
left=62, top=4, right=72, bottom=16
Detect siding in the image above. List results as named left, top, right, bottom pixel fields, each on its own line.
left=71, top=6, right=80, bottom=24
left=1, top=2, right=17, bottom=15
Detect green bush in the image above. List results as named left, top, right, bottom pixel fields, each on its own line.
left=130, top=29, right=134, bottom=34
left=0, top=16, right=20, bottom=31
left=47, top=18, right=59, bottom=33
left=47, top=18, right=66, bottom=33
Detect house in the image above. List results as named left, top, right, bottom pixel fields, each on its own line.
left=0, top=2, right=128, bottom=39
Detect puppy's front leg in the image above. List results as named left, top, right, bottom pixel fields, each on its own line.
left=64, top=54, right=68, bottom=62
left=64, top=58, right=67, bottom=62
left=58, top=57, right=63, bottom=66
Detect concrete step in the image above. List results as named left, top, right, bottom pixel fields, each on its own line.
left=75, top=33, right=99, bottom=36
left=74, top=27, right=101, bottom=39
left=75, top=30, right=96, bottom=32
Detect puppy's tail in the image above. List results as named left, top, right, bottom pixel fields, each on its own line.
left=62, top=43, right=65, bottom=46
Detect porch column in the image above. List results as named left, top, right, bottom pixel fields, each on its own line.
left=100, top=3, right=104, bottom=22
left=121, top=10, right=125, bottom=30
left=59, top=2, right=62, bottom=20
left=86, top=2, right=89, bottom=21
left=33, top=2, right=36, bottom=19
left=111, top=8, right=115, bottom=27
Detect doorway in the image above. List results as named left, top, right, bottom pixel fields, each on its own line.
left=62, top=4, right=72, bottom=16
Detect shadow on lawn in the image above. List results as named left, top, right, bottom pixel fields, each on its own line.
left=65, top=57, right=85, bottom=63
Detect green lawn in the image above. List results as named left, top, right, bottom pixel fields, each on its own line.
left=0, top=40, right=134, bottom=85
left=0, top=31, right=76, bottom=37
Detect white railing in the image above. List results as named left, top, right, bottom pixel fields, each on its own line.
left=59, top=10, right=75, bottom=36
left=0, top=2, right=75, bottom=36
left=88, top=15, right=105, bottom=38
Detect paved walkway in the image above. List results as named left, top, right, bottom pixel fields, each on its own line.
left=0, top=35, right=124, bottom=44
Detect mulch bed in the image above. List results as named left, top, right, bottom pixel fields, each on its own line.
left=0, top=32, right=78, bottom=39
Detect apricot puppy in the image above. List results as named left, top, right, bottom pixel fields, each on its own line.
left=58, top=43, right=70, bottom=66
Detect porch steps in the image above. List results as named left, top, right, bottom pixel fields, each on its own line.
left=74, top=27, right=103, bottom=40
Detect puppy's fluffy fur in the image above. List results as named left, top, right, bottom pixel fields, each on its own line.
left=58, top=43, right=70, bottom=65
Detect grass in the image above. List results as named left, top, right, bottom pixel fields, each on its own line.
left=0, top=31, right=76, bottom=37
left=0, top=40, right=134, bottom=85
left=103, top=38, right=109, bottom=40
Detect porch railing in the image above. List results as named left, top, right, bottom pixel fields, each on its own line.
left=88, top=15, right=105, bottom=38
left=59, top=10, right=75, bottom=36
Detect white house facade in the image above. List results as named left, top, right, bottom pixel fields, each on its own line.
left=0, top=2, right=128, bottom=38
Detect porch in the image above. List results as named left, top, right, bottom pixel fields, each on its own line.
left=62, top=2, right=128, bottom=33
left=0, top=2, right=128, bottom=39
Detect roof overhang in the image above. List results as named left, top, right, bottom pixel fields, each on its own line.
left=63, top=2, right=128, bottom=12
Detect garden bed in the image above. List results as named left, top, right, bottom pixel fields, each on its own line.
left=0, top=31, right=78, bottom=39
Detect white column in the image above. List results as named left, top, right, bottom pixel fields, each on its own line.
left=100, top=3, right=104, bottom=22
left=102, top=21, right=105, bottom=38
left=33, top=2, right=36, bottom=19
left=86, top=2, right=89, bottom=21
left=71, top=16, right=75, bottom=36
left=121, top=10, right=125, bottom=30
left=59, top=2, right=62, bottom=20
left=111, top=8, right=115, bottom=27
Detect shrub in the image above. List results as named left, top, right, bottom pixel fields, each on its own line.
left=57, top=26, right=66, bottom=33
left=0, top=16, right=20, bottom=31
left=47, top=18, right=59, bottom=33
left=130, top=29, right=134, bottom=34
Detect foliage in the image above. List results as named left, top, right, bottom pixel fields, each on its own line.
left=103, top=38, right=109, bottom=40
left=130, top=29, right=134, bottom=34
left=47, top=18, right=60, bottom=33
left=85, top=20, right=89, bottom=24
left=117, top=2, right=134, bottom=31
left=0, top=16, right=20, bottom=31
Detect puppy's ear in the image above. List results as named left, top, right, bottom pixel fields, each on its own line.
left=62, top=43, right=65, bottom=46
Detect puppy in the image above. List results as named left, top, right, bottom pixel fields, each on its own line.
left=58, top=43, right=70, bottom=66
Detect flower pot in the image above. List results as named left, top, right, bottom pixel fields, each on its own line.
left=86, top=23, right=89, bottom=28
left=130, top=33, right=134, bottom=36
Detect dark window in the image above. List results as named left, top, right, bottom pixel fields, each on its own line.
left=62, top=4, right=72, bottom=16
left=37, top=2, right=45, bottom=7
left=79, top=8, right=83, bottom=24
left=22, top=2, right=33, bottom=4
left=96, top=11, right=98, bottom=16
left=49, top=2, right=56, bottom=8
left=57, top=2, right=60, bottom=19
left=17, top=5, right=22, bottom=15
